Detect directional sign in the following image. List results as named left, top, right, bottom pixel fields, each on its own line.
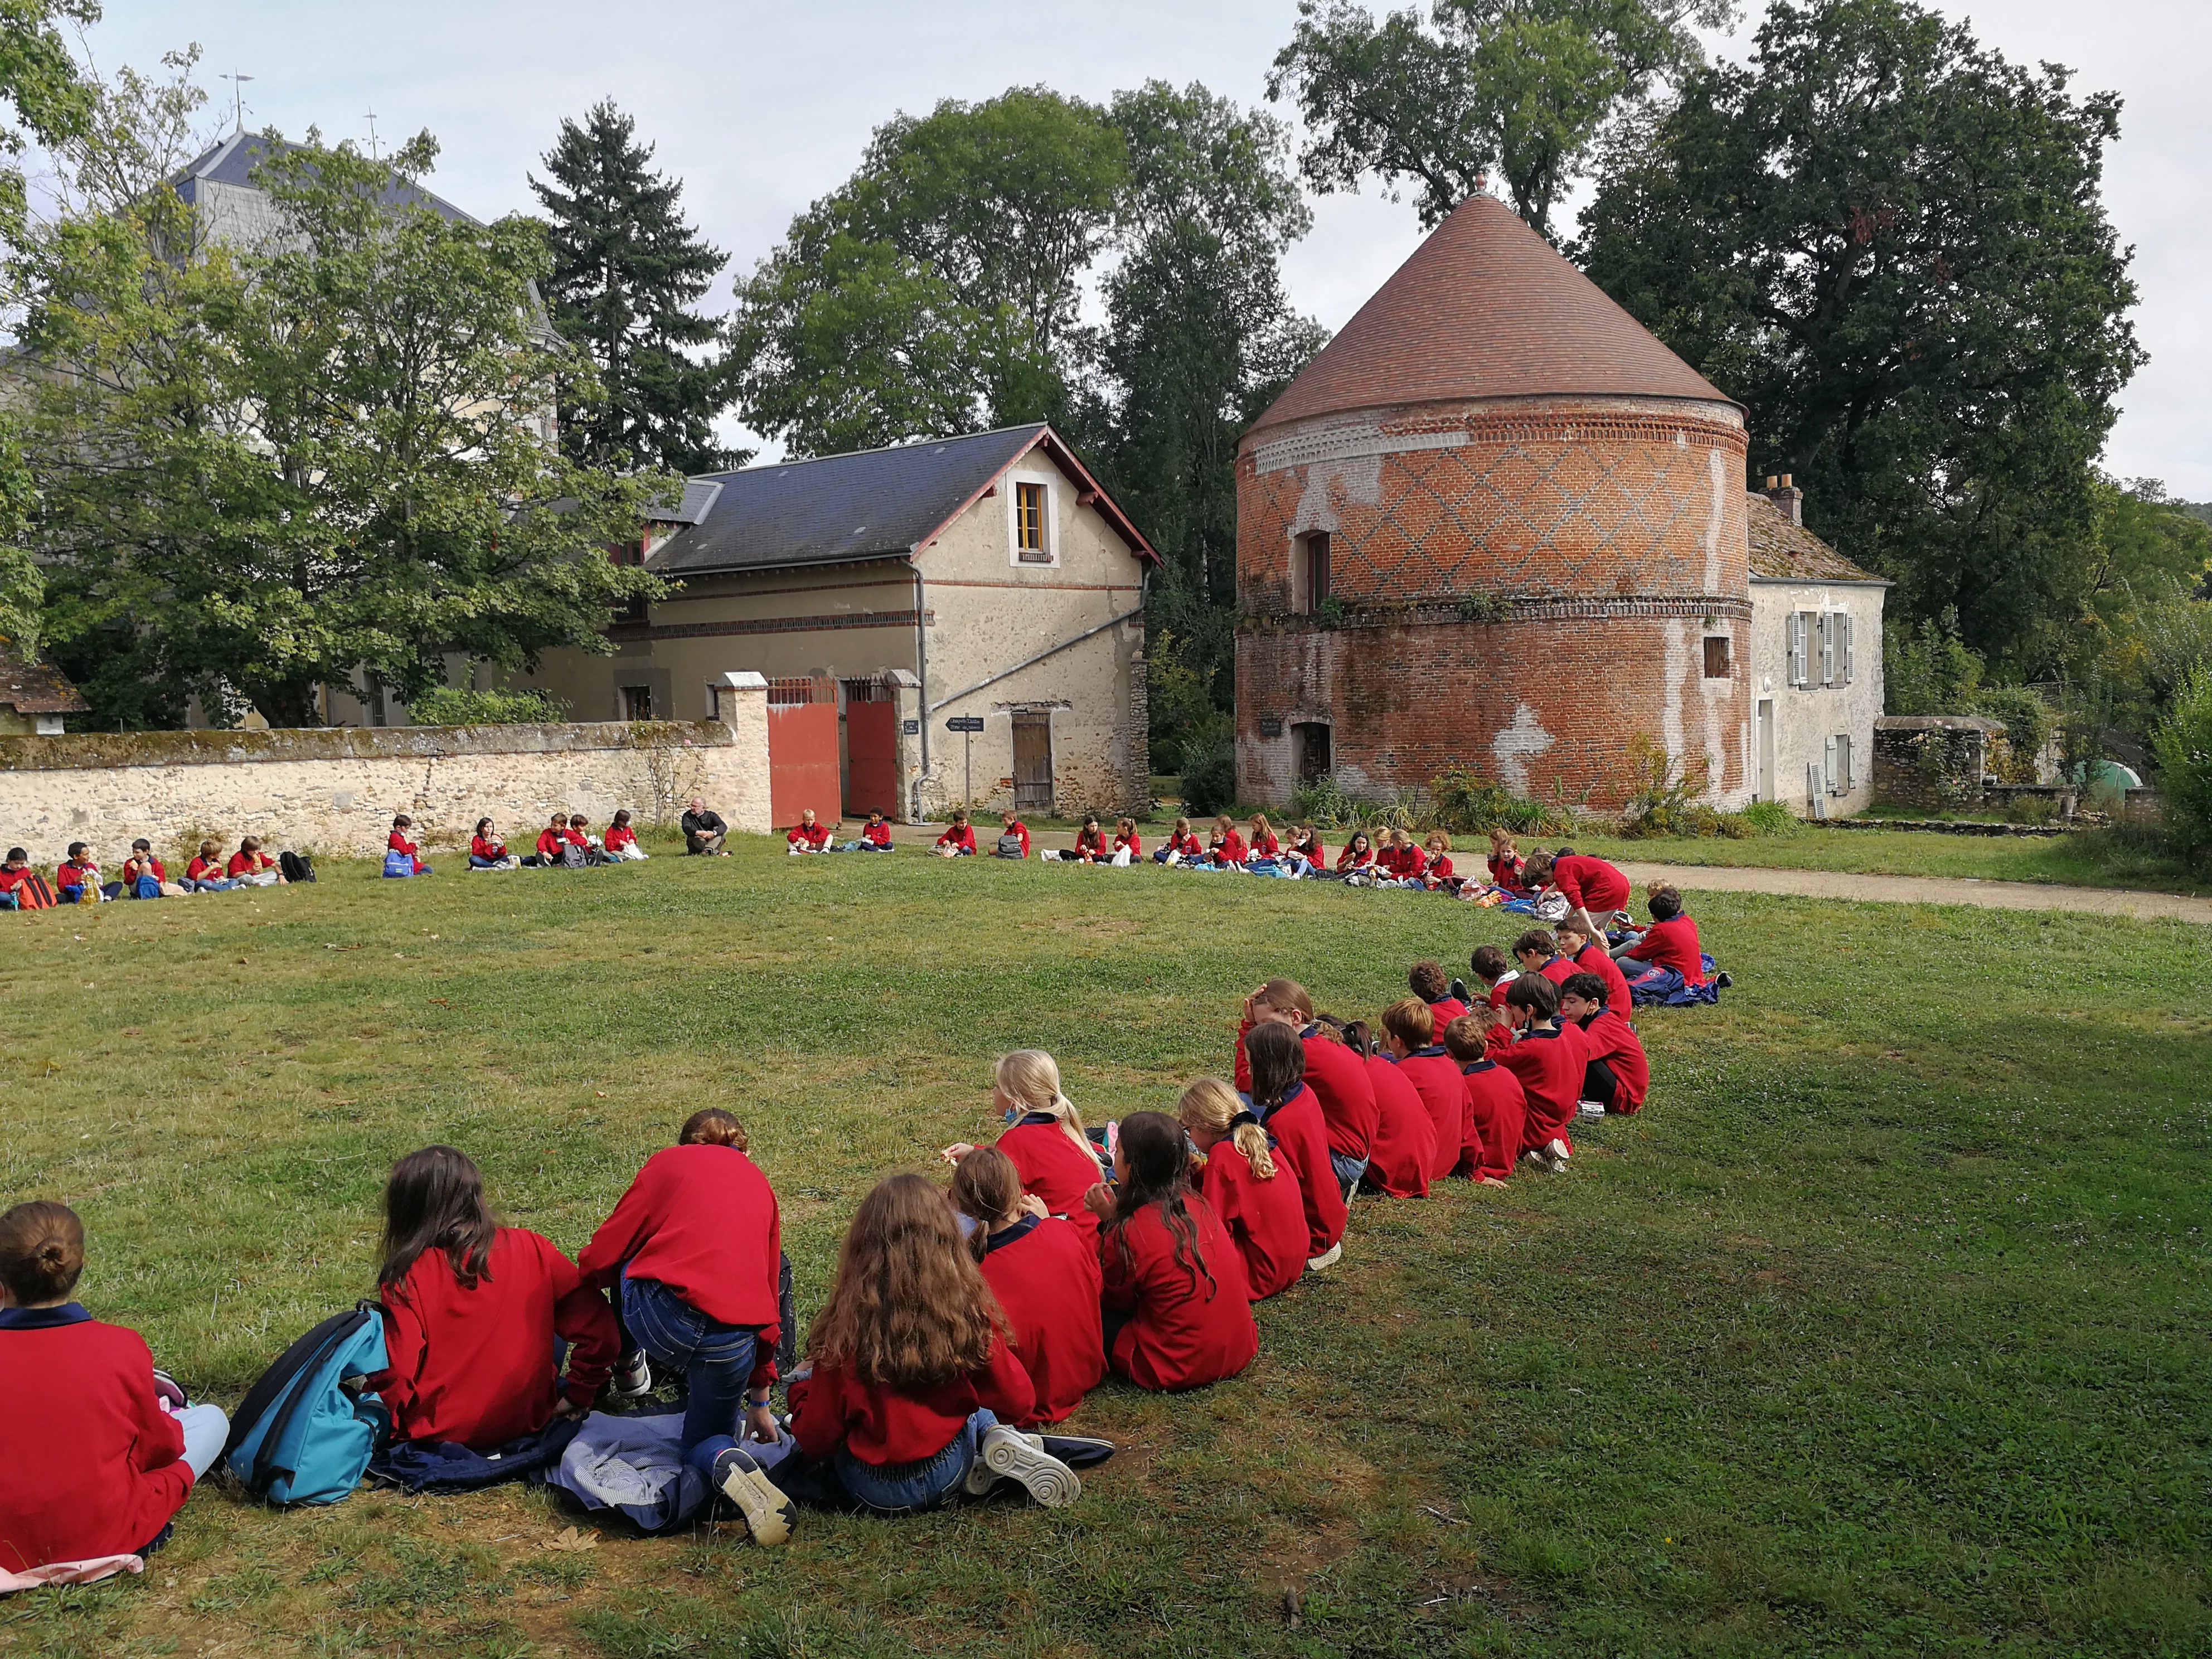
left=903, top=719, right=919, bottom=735
left=946, top=715, right=985, bottom=733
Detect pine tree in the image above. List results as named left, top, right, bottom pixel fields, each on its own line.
left=532, top=100, right=737, bottom=474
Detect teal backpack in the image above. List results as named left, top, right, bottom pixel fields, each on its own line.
left=221, top=1306, right=389, bottom=1506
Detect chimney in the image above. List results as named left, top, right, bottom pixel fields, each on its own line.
left=1764, top=472, right=1803, bottom=526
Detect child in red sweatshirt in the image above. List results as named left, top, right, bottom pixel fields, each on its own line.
left=1556, top=919, right=1633, bottom=1017
left=1496, top=976, right=1586, bottom=1172
left=0, top=1202, right=228, bottom=1573
left=1410, top=960, right=1469, bottom=1037
left=528, top=813, right=569, bottom=867
left=786, top=809, right=832, bottom=853
left=579, top=1110, right=787, bottom=1536
left=933, top=811, right=977, bottom=857
left=1442, top=1014, right=1525, bottom=1185
left=1560, top=974, right=1650, bottom=1114
left=1381, top=998, right=1467, bottom=1185
left=1176, top=1079, right=1310, bottom=1297
left=857, top=810, right=894, bottom=851
left=1234, top=978, right=1378, bottom=1214
left=603, top=809, right=646, bottom=861
left=1339, top=1022, right=1435, bottom=1200
left=367, top=1147, right=617, bottom=1451
left=943, top=1050, right=1108, bottom=1243
left=387, top=815, right=430, bottom=876
left=781, top=1175, right=1080, bottom=1515
left=1239, top=1021, right=1348, bottom=1269
left=1154, top=816, right=1202, bottom=865
left=951, top=1149, right=1105, bottom=1425
left=1618, top=884, right=1709, bottom=990
left=1086, top=1112, right=1257, bottom=1390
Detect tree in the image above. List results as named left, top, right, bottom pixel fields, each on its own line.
left=1267, top=0, right=1728, bottom=239
left=531, top=100, right=736, bottom=474
left=729, top=86, right=1126, bottom=456
left=20, top=87, right=665, bottom=727
left=1577, top=0, right=2142, bottom=674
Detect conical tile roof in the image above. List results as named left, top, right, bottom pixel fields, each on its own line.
left=1249, top=193, right=1734, bottom=437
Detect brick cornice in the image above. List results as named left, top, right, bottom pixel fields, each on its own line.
left=1239, top=594, right=1752, bottom=633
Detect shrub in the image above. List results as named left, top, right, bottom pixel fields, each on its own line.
left=1616, top=736, right=1715, bottom=838
left=1975, top=685, right=2052, bottom=783
left=1291, top=773, right=1420, bottom=832
left=1178, top=717, right=1239, bottom=816
left=2151, top=668, right=2212, bottom=858
left=1427, top=769, right=1575, bottom=836
left=408, top=687, right=567, bottom=726
left=1738, top=799, right=1799, bottom=836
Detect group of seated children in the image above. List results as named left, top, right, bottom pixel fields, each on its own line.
left=454, top=811, right=648, bottom=875
left=1, top=837, right=288, bottom=909
left=787, top=807, right=895, bottom=854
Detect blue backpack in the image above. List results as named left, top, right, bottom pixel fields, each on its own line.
left=221, top=1305, right=389, bottom=1506
left=381, top=851, right=415, bottom=879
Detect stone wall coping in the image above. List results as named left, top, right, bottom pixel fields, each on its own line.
left=1875, top=715, right=2005, bottom=734
left=715, top=671, right=769, bottom=689
left=0, top=719, right=736, bottom=775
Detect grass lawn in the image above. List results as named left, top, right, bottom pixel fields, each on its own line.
left=4, top=838, right=2209, bottom=1657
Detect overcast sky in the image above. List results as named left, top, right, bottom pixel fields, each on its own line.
left=77, top=0, right=2212, bottom=497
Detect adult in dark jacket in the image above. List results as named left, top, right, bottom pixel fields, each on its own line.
left=681, top=799, right=729, bottom=856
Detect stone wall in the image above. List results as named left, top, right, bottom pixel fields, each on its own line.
left=0, top=693, right=770, bottom=865
left=1871, top=716, right=2000, bottom=812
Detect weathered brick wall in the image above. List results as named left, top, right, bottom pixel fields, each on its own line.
left=1870, top=717, right=1995, bottom=812
left=0, top=708, right=771, bottom=866
left=1235, top=394, right=1752, bottom=808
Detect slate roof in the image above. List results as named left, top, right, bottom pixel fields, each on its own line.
left=1746, top=493, right=1888, bottom=584
left=174, top=133, right=478, bottom=224
left=646, top=424, right=1154, bottom=578
left=1248, top=193, right=1734, bottom=439
left=0, top=644, right=90, bottom=715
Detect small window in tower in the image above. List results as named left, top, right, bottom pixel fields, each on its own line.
left=1702, top=636, right=1731, bottom=678
left=1303, top=532, right=1332, bottom=615
left=1014, top=481, right=1049, bottom=562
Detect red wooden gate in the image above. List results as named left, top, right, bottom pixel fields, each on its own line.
left=767, top=676, right=841, bottom=831
left=842, top=677, right=900, bottom=818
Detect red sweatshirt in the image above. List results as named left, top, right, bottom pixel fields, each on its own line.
left=1336, top=842, right=1374, bottom=870
left=1627, top=914, right=1706, bottom=984
left=1165, top=830, right=1201, bottom=856
left=578, top=1144, right=782, bottom=1385
left=996, top=1115, right=1105, bottom=1243
left=1000, top=820, right=1031, bottom=856
left=936, top=823, right=977, bottom=852
left=1460, top=1060, right=1528, bottom=1182
left=1360, top=1052, right=1435, bottom=1199
left=55, top=858, right=96, bottom=893
left=1212, top=830, right=1246, bottom=864
left=185, top=856, right=224, bottom=883
left=0, top=1308, right=192, bottom=1568
left=1551, top=854, right=1629, bottom=913
left=861, top=819, right=891, bottom=846
left=1396, top=1048, right=1471, bottom=1183
left=369, top=1228, right=619, bottom=1449
left=1426, top=996, right=1470, bottom=1031
left=978, top=1216, right=1105, bottom=1425
left=1113, top=831, right=1142, bottom=856
left=1249, top=831, right=1279, bottom=856
left=1573, top=944, right=1634, bottom=1017
left=1424, top=853, right=1456, bottom=885
left=1497, top=1024, right=1589, bottom=1155
left=471, top=835, right=507, bottom=861
left=1486, top=973, right=1516, bottom=1009
left=787, top=821, right=831, bottom=850
left=604, top=825, right=637, bottom=853
left=535, top=828, right=564, bottom=860
left=1234, top=1020, right=1377, bottom=1163
left=227, top=851, right=274, bottom=877
left=1576, top=1010, right=1650, bottom=1112
left=1487, top=852, right=1526, bottom=891
left=388, top=831, right=424, bottom=874
left=788, top=1331, right=1035, bottom=1466
left=1251, top=1081, right=1345, bottom=1257
left=1073, top=829, right=1109, bottom=860
left=1199, top=1137, right=1309, bottom=1298
left=1100, top=1200, right=1258, bottom=1391
left=1289, top=834, right=1325, bottom=866
left=122, top=856, right=166, bottom=886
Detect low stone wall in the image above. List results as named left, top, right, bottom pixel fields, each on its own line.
left=0, top=698, right=770, bottom=865
left=1871, top=716, right=2001, bottom=812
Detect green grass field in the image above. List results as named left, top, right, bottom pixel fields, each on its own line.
left=4, top=838, right=2209, bottom=1658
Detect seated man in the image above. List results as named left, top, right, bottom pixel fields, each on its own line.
left=681, top=798, right=729, bottom=856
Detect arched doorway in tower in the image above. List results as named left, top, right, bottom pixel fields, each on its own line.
left=1292, top=721, right=1332, bottom=784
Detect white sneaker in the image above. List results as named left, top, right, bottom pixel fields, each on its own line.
left=1545, top=1138, right=1571, bottom=1162
left=1577, top=1100, right=1607, bottom=1119
left=974, top=1425, right=1080, bottom=1506
left=711, top=1445, right=793, bottom=1545
left=1305, top=1241, right=1343, bottom=1272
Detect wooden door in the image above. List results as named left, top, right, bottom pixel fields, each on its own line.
left=843, top=691, right=899, bottom=817
left=1011, top=713, right=1054, bottom=814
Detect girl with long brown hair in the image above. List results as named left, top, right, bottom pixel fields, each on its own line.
left=367, top=1147, right=620, bottom=1457
left=950, top=1149, right=1105, bottom=1424
left=1083, top=1112, right=1257, bottom=1391
left=785, top=1174, right=1080, bottom=1513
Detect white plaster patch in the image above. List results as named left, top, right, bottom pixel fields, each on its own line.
left=1703, top=447, right=1728, bottom=594
left=1492, top=704, right=1555, bottom=793
left=1292, top=452, right=1382, bottom=539
left=1661, top=623, right=1690, bottom=775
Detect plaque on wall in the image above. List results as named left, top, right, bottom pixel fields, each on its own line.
left=1258, top=717, right=1284, bottom=738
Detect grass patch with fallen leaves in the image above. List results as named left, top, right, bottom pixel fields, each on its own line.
left=1, top=837, right=2208, bottom=1657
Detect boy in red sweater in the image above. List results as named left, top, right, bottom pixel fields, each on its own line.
left=54, top=842, right=109, bottom=904
left=0, top=1202, right=228, bottom=1573
left=1526, top=849, right=1631, bottom=939
left=1496, top=974, right=1584, bottom=1173
left=1515, top=928, right=1575, bottom=988
left=1442, top=1015, right=1524, bottom=1185
left=1560, top=973, right=1650, bottom=1115
left=387, top=815, right=430, bottom=876
left=1617, top=885, right=1711, bottom=991
left=1379, top=998, right=1466, bottom=1185
left=933, top=811, right=977, bottom=856
left=1471, top=943, right=1517, bottom=1009
left=787, top=808, right=832, bottom=853
left=1240, top=1021, right=1349, bottom=1270
left=1235, top=978, right=1377, bottom=1214
left=997, top=811, right=1031, bottom=858
left=1555, top=919, right=1633, bottom=1017
left=1409, top=960, right=1468, bottom=1031
left=528, top=814, right=569, bottom=867
left=857, top=810, right=894, bottom=851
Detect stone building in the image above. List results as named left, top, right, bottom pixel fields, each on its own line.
left=1234, top=193, right=1882, bottom=814
left=0, top=645, right=87, bottom=736
left=512, top=424, right=1156, bottom=821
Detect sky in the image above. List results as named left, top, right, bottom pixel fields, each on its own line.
left=74, top=0, right=2212, bottom=497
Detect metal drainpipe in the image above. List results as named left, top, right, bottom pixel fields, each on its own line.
left=913, top=562, right=930, bottom=818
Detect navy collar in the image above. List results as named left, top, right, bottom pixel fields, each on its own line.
left=1252, top=1081, right=1307, bottom=1122
left=0, top=1302, right=90, bottom=1330
left=1410, top=1044, right=1447, bottom=1058
left=983, top=1213, right=1042, bottom=1255
left=1013, top=1110, right=1058, bottom=1129
left=1522, top=1025, right=1562, bottom=1041
left=1461, top=1059, right=1497, bottom=1074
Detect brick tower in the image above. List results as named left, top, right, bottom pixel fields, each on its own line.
left=1235, top=194, right=1752, bottom=810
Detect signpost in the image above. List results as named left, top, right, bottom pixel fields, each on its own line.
left=947, top=715, right=984, bottom=808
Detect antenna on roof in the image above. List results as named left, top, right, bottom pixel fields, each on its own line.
left=363, top=108, right=381, bottom=159
left=219, top=71, right=254, bottom=133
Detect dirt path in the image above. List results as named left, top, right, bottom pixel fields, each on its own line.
left=1615, top=861, right=2212, bottom=926
left=865, top=823, right=2211, bottom=925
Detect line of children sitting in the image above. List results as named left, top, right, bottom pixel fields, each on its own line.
left=2, top=837, right=294, bottom=910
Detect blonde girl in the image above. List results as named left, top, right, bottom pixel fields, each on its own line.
left=1156, top=816, right=1200, bottom=865
left=943, top=1051, right=1106, bottom=1240
left=1246, top=814, right=1279, bottom=857
left=1176, top=1080, right=1306, bottom=1298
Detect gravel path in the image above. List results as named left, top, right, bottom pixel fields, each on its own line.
left=1614, top=861, right=2212, bottom=925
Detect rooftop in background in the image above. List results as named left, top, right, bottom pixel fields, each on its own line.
left=1246, top=192, right=1736, bottom=438
left=174, top=132, right=479, bottom=225
left=644, top=424, right=1155, bottom=578
left=0, top=644, right=90, bottom=717
left=1747, top=493, right=1888, bottom=584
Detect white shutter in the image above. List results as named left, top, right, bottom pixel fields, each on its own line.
left=1786, top=613, right=1804, bottom=687
left=1833, top=734, right=1852, bottom=793
left=1837, top=613, right=1854, bottom=685
left=1818, top=613, right=1836, bottom=687
left=1823, top=735, right=1839, bottom=793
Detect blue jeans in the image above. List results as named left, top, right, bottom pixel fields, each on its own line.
left=1330, top=1149, right=1369, bottom=1198
left=836, top=1408, right=994, bottom=1515
left=621, top=1273, right=760, bottom=1458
